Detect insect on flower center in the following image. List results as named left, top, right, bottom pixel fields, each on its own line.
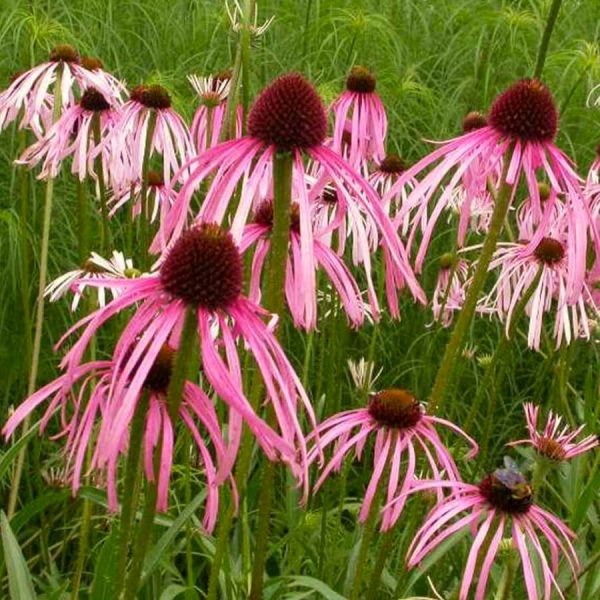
left=139, top=84, right=172, bottom=109
left=346, top=66, right=376, bottom=93
left=378, top=153, right=406, bottom=174
left=489, top=79, right=558, bottom=142
left=533, top=237, right=565, bottom=265
left=367, top=389, right=422, bottom=429
left=81, top=56, right=104, bottom=71
left=462, top=111, right=487, bottom=133
left=537, top=437, right=567, bottom=461
left=49, top=44, right=80, bottom=63
left=247, top=73, right=328, bottom=151
left=146, top=170, right=164, bottom=187
left=478, top=472, right=533, bottom=514
left=253, top=201, right=301, bottom=234
left=143, top=344, right=175, bottom=393
left=80, top=88, right=111, bottom=112
left=160, top=223, right=243, bottom=311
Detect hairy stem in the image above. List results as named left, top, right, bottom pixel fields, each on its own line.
left=428, top=147, right=515, bottom=415
left=533, top=0, right=563, bottom=79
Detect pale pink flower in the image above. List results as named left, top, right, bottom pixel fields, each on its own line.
left=239, top=200, right=371, bottom=329
left=509, top=403, right=598, bottom=461
left=106, top=84, right=194, bottom=188
left=331, top=66, right=387, bottom=168
left=384, top=80, right=594, bottom=300
left=78, top=55, right=127, bottom=102
left=430, top=254, right=469, bottom=327
left=0, top=45, right=118, bottom=136
left=189, top=72, right=242, bottom=152
left=478, top=230, right=598, bottom=349
left=109, top=170, right=175, bottom=223
left=56, top=224, right=314, bottom=492
left=307, top=388, right=477, bottom=531
left=17, top=87, right=119, bottom=180
left=2, top=356, right=236, bottom=531
left=44, top=250, right=139, bottom=310
left=160, top=72, right=424, bottom=319
left=403, top=458, right=579, bottom=600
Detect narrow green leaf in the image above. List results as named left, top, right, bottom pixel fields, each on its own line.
left=90, top=527, right=119, bottom=600
left=1, top=511, right=37, bottom=600
left=140, top=489, right=207, bottom=584
left=0, top=428, right=38, bottom=481
left=283, top=575, right=347, bottom=600
left=159, top=583, right=190, bottom=600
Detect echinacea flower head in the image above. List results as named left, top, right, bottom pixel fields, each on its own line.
left=189, top=71, right=242, bottom=152
left=331, top=66, right=387, bottom=168
left=430, top=253, right=469, bottom=327
left=478, top=226, right=598, bottom=349
left=509, top=403, right=598, bottom=461
left=0, top=44, right=119, bottom=137
left=17, top=87, right=120, bottom=181
left=2, top=355, right=235, bottom=531
left=107, top=84, right=194, bottom=188
left=239, top=200, right=371, bottom=329
left=160, top=72, right=424, bottom=320
left=109, top=169, right=175, bottom=223
left=44, top=250, right=139, bottom=310
left=405, top=457, right=580, bottom=600
left=308, top=388, right=478, bottom=531
left=58, top=224, right=314, bottom=491
left=79, top=55, right=127, bottom=101
left=386, top=79, right=594, bottom=295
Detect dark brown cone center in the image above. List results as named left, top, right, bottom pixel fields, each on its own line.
left=49, top=44, right=80, bottom=63
left=478, top=473, right=533, bottom=514
left=533, top=237, right=564, bottom=265
left=367, top=389, right=422, bottom=429
left=144, top=345, right=175, bottom=393
left=346, top=66, right=376, bottom=93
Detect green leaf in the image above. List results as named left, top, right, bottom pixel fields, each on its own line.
left=10, top=490, right=69, bottom=534
left=159, top=584, right=190, bottom=600
left=89, top=527, right=119, bottom=600
left=140, top=489, right=207, bottom=584
left=1, top=511, right=37, bottom=600
left=571, top=458, right=600, bottom=529
left=0, top=428, right=38, bottom=481
left=283, top=575, right=347, bottom=600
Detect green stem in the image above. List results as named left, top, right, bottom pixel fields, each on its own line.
left=113, top=392, right=150, bottom=598
left=122, top=307, right=197, bottom=598
left=494, top=554, right=518, bottom=600
left=249, top=151, right=293, bottom=600
left=466, top=266, right=543, bottom=435
left=302, top=0, right=314, bottom=63
left=7, top=66, right=63, bottom=519
left=348, top=481, right=385, bottom=600
left=77, top=179, right=90, bottom=262
left=428, top=147, right=515, bottom=415
left=365, top=528, right=396, bottom=600
left=70, top=497, right=93, bottom=600
left=240, top=0, right=255, bottom=126
left=531, top=458, right=551, bottom=495
left=139, top=111, right=157, bottom=268
left=533, top=0, right=563, bottom=79
left=92, top=112, right=111, bottom=253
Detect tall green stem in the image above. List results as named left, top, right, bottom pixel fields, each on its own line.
left=7, top=67, right=63, bottom=519
left=122, top=307, right=198, bottom=598
left=113, top=392, right=150, bottom=597
left=139, top=111, right=157, bottom=268
left=77, top=179, right=90, bottom=262
left=365, top=528, right=396, bottom=600
left=249, top=151, right=293, bottom=600
left=428, top=148, right=515, bottom=415
left=533, top=0, right=563, bottom=79
left=494, top=552, right=518, bottom=600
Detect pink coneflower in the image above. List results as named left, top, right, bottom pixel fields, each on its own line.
left=0, top=45, right=117, bottom=136
left=509, top=403, right=598, bottom=461
left=368, top=154, right=417, bottom=227
left=307, top=388, right=477, bottom=531
left=109, top=170, right=175, bottom=223
left=385, top=80, right=593, bottom=293
left=79, top=55, right=127, bottom=102
left=56, top=223, right=314, bottom=489
left=516, top=182, right=565, bottom=239
left=331, top=66, right=387, bottom=168
left=2, top=355, right=238, bottom=531
left=430, top=254, right=469, bottom=327
left=159, top=73, right=424, bottom=316
left=239, top=200, right=370, bottom=329
left=404, top=458, right=579, bottom=600
left=17, top=87, right=119, bottom=180
left=44, top=250, right=139, bottom=311
left=478, top=231, right=598, bottom=349
left=586, top=143, right=600, bottom=185
left=107, top=84, right=194, bottom=187
left=189, top=71, right=242, bottom=152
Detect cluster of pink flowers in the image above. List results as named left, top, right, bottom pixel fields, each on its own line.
left=3, top=43, right=599, bottom=599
